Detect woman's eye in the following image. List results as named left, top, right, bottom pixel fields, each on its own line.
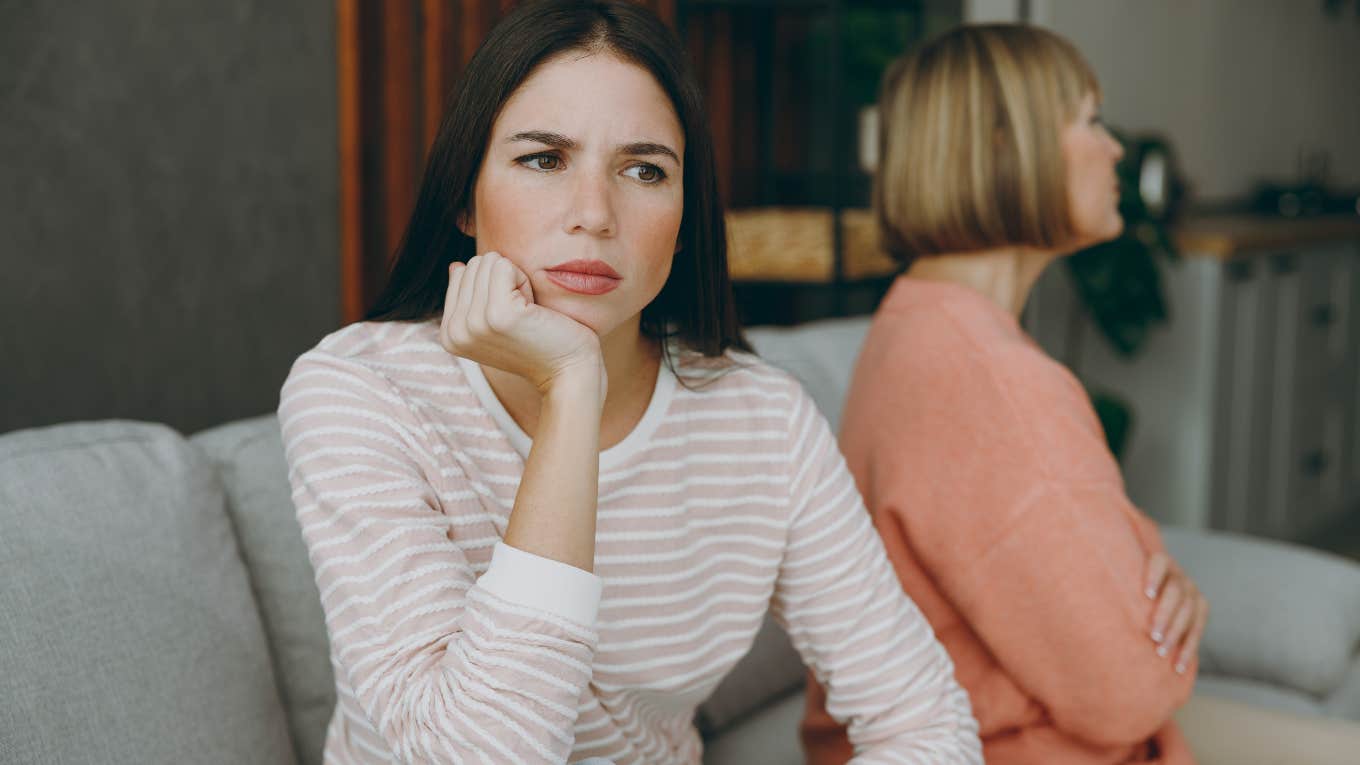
left=625, top=164, right=666, bottom=183
left=519, top=153, right=560, bottom=171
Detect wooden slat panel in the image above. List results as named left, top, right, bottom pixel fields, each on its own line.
left=337, top=0, right=364, bottom=323
left=708, top=11, right=734, bottom=206
left=460, top=0, right=489, bottom=68
left=421, top=0, right=456, bottom=152
left=381, top=1, right=419, bottom=268
left=653, top=0, right=677, bottom=27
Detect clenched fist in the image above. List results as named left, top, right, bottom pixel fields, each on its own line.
left=440, top=252, right=607, bottom=403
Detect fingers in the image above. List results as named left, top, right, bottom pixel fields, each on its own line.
left=468, top=252, right=497, bottom=332
left=1144, top=552, right=1170, bottom=600
left=486, top=255, right=526, bottom=332
left=1150, top=579, right=1182, bottom=646
left=1160, top=590, right=1196, bottom=659
left=440, top=261, right=467, bottom=351
left=513, top=259, right=534, bottom=303
left=444, top=253, right=525, bottom=349
left=444, top=261, right=465, bottom=314
left=1176, top=597, right=1210, bottom=675
left=455, top=255, right=479, bottom=318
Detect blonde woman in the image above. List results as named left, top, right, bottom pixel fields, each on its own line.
left=801, top=24, right=1204, bottom=764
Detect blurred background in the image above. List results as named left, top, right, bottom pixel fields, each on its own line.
left=3, top=0, right=1358, bottom=554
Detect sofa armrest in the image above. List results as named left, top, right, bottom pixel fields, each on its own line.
left=1161, top=526, right=1360, bottom=698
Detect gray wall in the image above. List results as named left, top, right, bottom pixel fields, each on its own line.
left=1038, top=0, right=1360, bottom=203
left=2, top=0, right=340, bottom=435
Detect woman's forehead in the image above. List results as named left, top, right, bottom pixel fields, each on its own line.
left=494, top=52, right=684, bottom=149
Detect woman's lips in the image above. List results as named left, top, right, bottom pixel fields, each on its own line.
left=544, top=259, right=621, bottom=295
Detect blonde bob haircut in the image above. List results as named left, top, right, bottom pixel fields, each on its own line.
left=875, top=24, right=1101, bottom=266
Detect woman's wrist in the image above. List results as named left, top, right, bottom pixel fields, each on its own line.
left=538, top=353, right=605, bottom=409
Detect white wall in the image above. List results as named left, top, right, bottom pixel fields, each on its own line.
left=1035, top=0, right=1360, bottom=203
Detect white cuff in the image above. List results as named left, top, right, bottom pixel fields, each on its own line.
left=476, top=542, right=603, bottom=626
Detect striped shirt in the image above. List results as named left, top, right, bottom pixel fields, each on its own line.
left=278, top=319, right=981, bottom=764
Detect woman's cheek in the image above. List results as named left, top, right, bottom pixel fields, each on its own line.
left=472, top=173, right=542, bottom=258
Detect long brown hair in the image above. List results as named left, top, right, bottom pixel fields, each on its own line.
left=366, top=0, right=749, bottom=360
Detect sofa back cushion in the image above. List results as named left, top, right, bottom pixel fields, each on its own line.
left=192, top=416, right=335, bottom=765
left=0, top=421, right=296, bottom=765
left=744, top=317, right=872, bottom=433
left=1162, top=526, right=1360, bottom=699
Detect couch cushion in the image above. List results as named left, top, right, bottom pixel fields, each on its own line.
left=1192, top=677, right=1327, bottom=719
left=1163, top=527, right=1360, bottom=698
left=192, top=415, right=334, bottom=765
left=746, top=317, right=872, bottom=432
left=1323, top=654, right=1360, bottom=722
left=696, top=615, right=806, bottom=737
left=702, top=689, right=805, bottom=765
left=0, top=421, right=296, bottom=765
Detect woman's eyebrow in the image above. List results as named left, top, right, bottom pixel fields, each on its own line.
left=507, top=130, right=575, bottom=149
left=620, top=142, right=679, bottom=165
left=507, top=132, right=678, bottom=164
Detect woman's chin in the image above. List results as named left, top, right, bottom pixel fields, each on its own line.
left=1084, top=216, right=1125, bottom=248
left=1104, top=216, right=1126, bottom=243
left=535, top=297, right=618, bottom=337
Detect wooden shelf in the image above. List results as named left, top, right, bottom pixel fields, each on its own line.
left=1176, top=214, right=1360, bottom=260
left=725, top=207, right=900, bottom=282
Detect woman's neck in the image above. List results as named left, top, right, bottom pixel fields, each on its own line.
left=905, top=246, right=1061, bottom=318
left=480, top=317, right=661, bottom=450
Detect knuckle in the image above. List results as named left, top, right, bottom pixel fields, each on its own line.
left=486, top=306, right=514, bottom=334
left=447, top=322, right=471, bottom=347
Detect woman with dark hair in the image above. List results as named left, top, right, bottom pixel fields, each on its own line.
left=278, top=2, right=980, bottom=763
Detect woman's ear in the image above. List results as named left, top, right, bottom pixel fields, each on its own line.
left=457, top=209, right=475, bottom=238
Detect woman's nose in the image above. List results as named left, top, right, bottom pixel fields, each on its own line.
left=565, top=171, right=616, bottom=237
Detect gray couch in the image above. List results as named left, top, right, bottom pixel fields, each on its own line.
left=4, top=316, right=1360, bottom=765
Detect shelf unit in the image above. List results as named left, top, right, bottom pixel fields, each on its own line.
left=1025, top=216, right=1360, bottom=541
left=678, top=0, right=962, bottom=324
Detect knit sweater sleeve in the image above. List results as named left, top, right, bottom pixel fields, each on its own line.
left=771, top=385, right=983, bottom=764
left=278, top=348, right=601, bottom=764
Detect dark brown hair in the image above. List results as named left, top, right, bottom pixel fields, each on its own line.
left=366, top=0, right=748, bottom=359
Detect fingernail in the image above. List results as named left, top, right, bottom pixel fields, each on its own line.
left=1157, top=644, right=1169, bottom=658
left=1175, top=662, right=1186, bottom=674
left=1145, top=587, right=1157, bottom=599
left=1151, top=630, right=1163, bottom=643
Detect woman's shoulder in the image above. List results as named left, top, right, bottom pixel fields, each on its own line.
left=669, top=347, right=814, bottom=416
left=283, top=319, right=469, bottom=403
left=864, top=280, right=1063, bottom=393
left=874, top=279, right=1029, bottom=356
left=850, top=280, right=1097, bottom=446
left=304, top=318, right=444, bottom=361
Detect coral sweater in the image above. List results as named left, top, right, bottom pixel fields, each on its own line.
left=279, top=319, right=980, bottom=764
left=802, top=278, right=1197, bottom=765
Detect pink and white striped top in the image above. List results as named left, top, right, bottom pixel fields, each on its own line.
left=278, top=319, right=981, bottom=764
